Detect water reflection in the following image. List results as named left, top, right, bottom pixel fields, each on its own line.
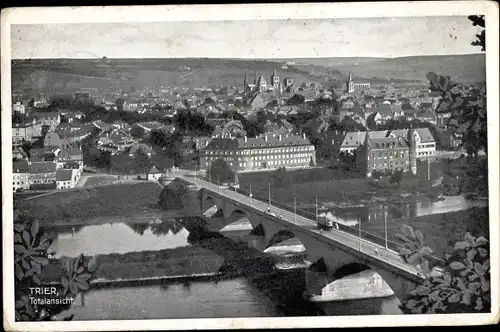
left=47, top=219, right=190, bottom=258
left=66, top=278, right=280, bottom=320
left=318, top=195, right=488, bottom=227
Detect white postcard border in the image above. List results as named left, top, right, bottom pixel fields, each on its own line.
left=2, top=2, right=499, bottom=330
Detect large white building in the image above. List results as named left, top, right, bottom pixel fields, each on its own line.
left=200, top=131, right=316, bottom=172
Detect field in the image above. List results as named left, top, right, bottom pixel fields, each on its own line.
left=238, top=168, right=435, bottom=207
left=16, top=182, right=163, bottom=226
left=83, top=175, right=119, bottom=187
left=12, top=58, right=316, bottom=93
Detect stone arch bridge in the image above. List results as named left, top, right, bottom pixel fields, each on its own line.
left=163, top=176, right=426, bottom=310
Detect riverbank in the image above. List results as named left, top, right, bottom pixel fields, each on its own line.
left=41, top=245, right=226, bottom=282
left=15, top=182, right=164, bottom=225
left=40, top=221, right=303, bottom=285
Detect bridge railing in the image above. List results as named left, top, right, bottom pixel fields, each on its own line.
left=198, top=175, right=445, bottom=266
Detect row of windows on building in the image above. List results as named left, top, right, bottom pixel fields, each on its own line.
left=418, top=143, right=436, bottom=149
left=204, top=146, right=314, bottom=156
left=234, top=159, right=311, bottom=168
left=418, top=151, right=435, bottom=156
left=31, top=179, right=55, bottom=184
left=371, top=160, right=410, bottom=168
left=370, top=151, right=408, bottom=160
left=205, top=152, right=313, bottom=163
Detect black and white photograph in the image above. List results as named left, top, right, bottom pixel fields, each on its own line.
left=2, top=2, right=499, bottom=330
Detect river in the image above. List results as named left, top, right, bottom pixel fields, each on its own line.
left=46, top=194, right=486, bottom=320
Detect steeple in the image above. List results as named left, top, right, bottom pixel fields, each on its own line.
left=254, top=71, right=257, bottom=85
left=243, top=71, right=247, bottom=90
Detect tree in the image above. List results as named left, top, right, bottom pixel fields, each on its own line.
left=208, top=158, right=234, bottom=184
left=130, top=125, right=146, bottom=139
left=396, top=225, right=490, bottom=314
left=14, top=211, right=98, bottom=321
left=424, top=16, right=486, bottom=157
left=469, top=15, right=485, bottom=51
left=426, top=72, right=486, bottom=157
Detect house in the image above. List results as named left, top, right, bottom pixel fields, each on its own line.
left=12, top=118, right=43, bottom=144
left=389, top=128, right=437, bottom=158
left=123, top=100, right=140, bottom=112
left=92, top=120, right=114, bottom=133
left=212, top=119, right=247, bottom=138
left=60, top=110, right=84, bottom=123
left=44, top=130, right=91, bottom=148
left=33, top=111, right=61, bottom=131
left=57, top=147, right=84, bottom=170
left=355, top=129, right=419, bottom=177
left=56, top=169, right=80, bottom=189
left=29, top=147, right=60, bottom=162
left=97, top=133, right=136, bottom=155
left=13, top=160, right=30, bottom=191
left=29, top=161, right=57, bottom=190
left=339, top=130, right=388, bottom=155
left=13, top=101, right=26, bottom=114
left=147, top=166, right=162, bottom=181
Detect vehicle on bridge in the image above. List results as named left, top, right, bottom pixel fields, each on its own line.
left=317, top=216, right=334, bottom=230
left=265, top=208, right=276, bottom=217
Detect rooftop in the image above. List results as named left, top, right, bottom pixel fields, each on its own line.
left=204, top=133, right=312, bottom=151
left=29, top=161, right=57, bottom=174
left=56, top=169, right=73, bottom=181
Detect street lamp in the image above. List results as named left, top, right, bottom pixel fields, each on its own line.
left=315, top=196, right=318, bottom=223
left=217, top=174, right=220, bottom=194
left=249, top=184, right=253, bottom=208
left=268, top=182, right=271, bottom=207
left=294, top=197, right=297, bottom=224
left=384, top=209, right=388, bottom=250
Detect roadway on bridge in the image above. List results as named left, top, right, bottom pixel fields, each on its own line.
left=175, top=171, right=423, bottom=281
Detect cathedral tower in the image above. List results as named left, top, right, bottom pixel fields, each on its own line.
left=271, top=69, right=280, bottom=92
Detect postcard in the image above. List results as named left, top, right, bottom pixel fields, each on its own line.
left=2, top=1, right=499, bottom=330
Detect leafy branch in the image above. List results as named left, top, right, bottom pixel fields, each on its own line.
left=396, top=225, right=490, bottom=314
left=14, top=215, right=99, bottom=321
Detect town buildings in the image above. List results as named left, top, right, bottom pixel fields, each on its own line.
left=345, top=73, right=371, bottom=94
left=355, top=129, right=418, bottom=177
left=13, top=160, right=30, bottom=191
left=29, top=161, right=57, bottom=190
left=337, top=128, right=436, bottom=159
left=200, top=131, right=316, bottom=172
left=12, top=118, right=43, bottom=144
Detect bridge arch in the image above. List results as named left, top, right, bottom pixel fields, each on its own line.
left=202, top=195, right=223, bottom=216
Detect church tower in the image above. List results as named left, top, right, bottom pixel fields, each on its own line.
left=346, top=72, right=354, bottom=94
left=407, top=128, right=417, bottom=175
left=271, top=69, right=280, bottom=92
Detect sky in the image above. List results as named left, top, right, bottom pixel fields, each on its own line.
left=11, top=16, right=483, bottom=59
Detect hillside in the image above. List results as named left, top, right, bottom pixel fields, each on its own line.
left=12, top=58, right=318, bottom=94
left=12, top=54, right=485, bottom=94
left=289, top=54, right=485, bottom=83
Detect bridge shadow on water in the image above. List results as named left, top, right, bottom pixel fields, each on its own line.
left=180, top=216, right=325, bottom=316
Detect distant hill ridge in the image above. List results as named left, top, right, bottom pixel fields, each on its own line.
left=12, top=54, right=485, bottom=93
